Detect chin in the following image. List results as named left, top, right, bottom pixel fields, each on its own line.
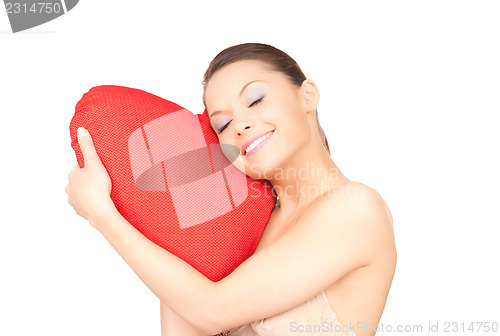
left=247, top=155, right=284, bottom=181
left=220, top=152, right=273, bottom=180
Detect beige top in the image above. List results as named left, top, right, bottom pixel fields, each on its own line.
left=216, top=291, right=358, bottom=336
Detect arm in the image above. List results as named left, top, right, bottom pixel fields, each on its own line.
left=92, top=183, right=393, bottom=334
left=67, top=128, right=218, bottom=335
left=211, top=183, right=394, bottom=331
left=160, top=302, right=210, bottom=336
left=93, top=206, right=218, bottom=334
left=67, top=127, right=391, bottom=334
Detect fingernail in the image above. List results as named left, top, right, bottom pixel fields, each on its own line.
left=77, top=127, right=88, bottom=137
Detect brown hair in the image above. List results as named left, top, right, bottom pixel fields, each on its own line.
left=202, top=43, right=330, bottom=155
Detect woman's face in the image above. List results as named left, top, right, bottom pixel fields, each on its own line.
left=204, top=60, right=315, bottom=179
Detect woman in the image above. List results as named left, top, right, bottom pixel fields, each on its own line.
left=66, top=43, right=397, bottom=336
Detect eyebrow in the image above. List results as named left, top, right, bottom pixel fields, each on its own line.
left=208, top=80, right=267, bottom=119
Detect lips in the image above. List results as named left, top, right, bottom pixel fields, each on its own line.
left=241, top=130, right=275, bottom=156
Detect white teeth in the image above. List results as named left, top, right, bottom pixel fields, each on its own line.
left=245, top=132, right=272, bottom=154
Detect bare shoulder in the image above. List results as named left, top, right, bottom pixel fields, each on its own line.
left=298, top=181, right=395, bottom=264
left=335, top=181, right=392, bottom=215
left=305, top=181, right=393, bottom=226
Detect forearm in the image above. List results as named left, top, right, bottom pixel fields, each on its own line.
left=92, top=207, right=219, bottom=333
left=161, top=301, right=210, bottom=336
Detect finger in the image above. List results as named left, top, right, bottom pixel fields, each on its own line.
left=77, top=127, right=102, bottom=169
left=67, top=165, right=78, bottom=181
left=68, top=165, right=76, bottom=177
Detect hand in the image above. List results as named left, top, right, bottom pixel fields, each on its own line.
left=66, top=127, right=115, bottom=230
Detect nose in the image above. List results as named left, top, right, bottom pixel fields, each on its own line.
left=234, top=116, right=255, bottom=136
left=237, top=125, right=251, bottom=136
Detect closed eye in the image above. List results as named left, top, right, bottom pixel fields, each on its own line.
left=249, top=95, right=264, bottom=107
left=218, top=95, right=265, bottom=133
left=219, top=122, right=229, bottom=133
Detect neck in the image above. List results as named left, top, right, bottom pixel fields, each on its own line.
left=267, top=139, right=350, bottom=218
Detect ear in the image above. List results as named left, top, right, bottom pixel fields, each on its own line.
left=300, top=79, right=320, bottom=113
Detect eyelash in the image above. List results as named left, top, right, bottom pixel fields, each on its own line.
left=218, top=95, right=265, bottom=133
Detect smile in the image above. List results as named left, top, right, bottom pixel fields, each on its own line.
left=244, top=130, right=275, bottom=156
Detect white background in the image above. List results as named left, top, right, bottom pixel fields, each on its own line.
left=1, top=1, right=499, bottom=335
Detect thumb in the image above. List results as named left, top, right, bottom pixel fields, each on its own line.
left=77, top=127, right=102, bottom=168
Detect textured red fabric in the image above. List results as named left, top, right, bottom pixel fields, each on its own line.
left=69, top=85, right=276, bottom=282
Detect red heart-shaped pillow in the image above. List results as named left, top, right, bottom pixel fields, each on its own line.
left=69, top=85, right=276, bottom=281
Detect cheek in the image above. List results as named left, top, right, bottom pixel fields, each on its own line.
left=217, top=133, right=230, bottom=146
left=218, top=135, right=240, bottom=159
left=274, top=101, right=303, bottom=130
left=275, top=103, right=311, bottom=148
left=276, top=94, right=300, bottom=116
